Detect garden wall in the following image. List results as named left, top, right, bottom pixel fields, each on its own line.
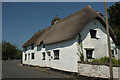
left=78, top=62, right=120, bottom=79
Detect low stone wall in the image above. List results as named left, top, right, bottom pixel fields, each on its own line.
left=78, top=62, right=120, bottom=79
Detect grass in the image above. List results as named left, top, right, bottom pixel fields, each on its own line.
left=92, top=56, right=120, bottom=66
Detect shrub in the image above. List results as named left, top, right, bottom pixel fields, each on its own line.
left=92, top=56, right=120, bottom=66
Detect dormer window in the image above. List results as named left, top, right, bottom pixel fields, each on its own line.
left=90, top=29, right=97, bottom=38
left=25, top=46, right=27, bottom=51
left=43, top=44, right=45, bottom=48
left=31, top=44, right=34, bottom=50
left=40, top=41, right=45, bottom=48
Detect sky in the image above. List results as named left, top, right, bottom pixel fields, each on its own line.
left=2, top=2, right=116, bottom=50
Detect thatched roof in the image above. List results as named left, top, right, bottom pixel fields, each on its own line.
left=22, top=26, right=51, bottom=47
left=22, top=5, right=116, bottom=47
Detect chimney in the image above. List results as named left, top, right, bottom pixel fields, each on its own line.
left=96, top=11, right=103, bottom=17
left=51, top=15, right=60, bottom=25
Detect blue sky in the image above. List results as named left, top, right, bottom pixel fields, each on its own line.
left=2, top=2, right=116, bottom=50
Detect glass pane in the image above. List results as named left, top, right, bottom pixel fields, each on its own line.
left=86, top=50, right=93, bottom=59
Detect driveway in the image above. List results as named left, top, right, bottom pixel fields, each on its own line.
left=2, top=60, right=64, bottom=78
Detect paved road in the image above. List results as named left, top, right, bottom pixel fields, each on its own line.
left=2, top=60, right=64, bottom=78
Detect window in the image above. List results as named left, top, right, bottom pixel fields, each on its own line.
left=31, top=44, right=34, bottom=50
left=28, top=53, right=30, bottom=60
left=42, top=52, right=45, bottom=60
left=47, top=52, right=51, bottom=61
left=111, top=50, right=114, bottom=57
left=40, top=41, right=45, bottom=48
left=43, top=44, right=45, bottom=48
left=90, top=29, right=97, bottom=38
left=54, top=50, right=59, bottom=60
left=31, top=53, right=35, bottom=59
left=25, top=54, right=27, bottom=60
left=86, top=50, right=93, bottom=59
left=47, top=52, right=51, bottom=56
left=37, top=45, right=41, bottom=51
left=25, top=46, right=27, bottom=51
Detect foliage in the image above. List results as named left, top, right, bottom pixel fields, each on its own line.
left=16, top=50, right=22, bottom=59
left=77, top=33, right=84, bottom=61
left=112, top=27, right=120, bottom=42
left=107, top=2, right=120, bottom=42
left=92, top=56, right=120, bottom=65
left=2, top=41, right=22, bottom=60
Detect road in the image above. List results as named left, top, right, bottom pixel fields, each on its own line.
left=2, top=60, right=64, bottom=78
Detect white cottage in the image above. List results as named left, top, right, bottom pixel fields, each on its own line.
left=22, top=5, right=120, bottom=73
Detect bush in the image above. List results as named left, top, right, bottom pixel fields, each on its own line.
left=2, top=41, right=22, bottom=60
left=92, top=56, right=120, bottom=66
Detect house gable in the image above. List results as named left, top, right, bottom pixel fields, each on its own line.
left=79, top=19, right=116, bottom=59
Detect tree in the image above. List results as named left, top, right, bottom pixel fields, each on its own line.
left=16, top=50, right=22, bottom=59
left=107, top=2, right=120, bottom=42
left=2, top=41, right=22, bottom=60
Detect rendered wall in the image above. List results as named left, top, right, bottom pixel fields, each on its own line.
left=80, top=19, right=117, bottom=60
left=22, top=37, right=79, bottom=72
left=22, top=19, right=118, bottom=72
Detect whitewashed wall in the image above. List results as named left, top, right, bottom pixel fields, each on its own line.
left=22, top=44, right=38, bottom=66
left=44, top=37, right=78, bottom=72
left=22, top=37, right=79, bottom=72
left=80, top=19, right=117, bottom=60
left=22, top=19, right=118, bottom=73
left=78, top=63, right=120, bottom=79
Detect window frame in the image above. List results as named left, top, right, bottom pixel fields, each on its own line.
left=31, top=44, right=34, bottom=50
left=47, top=51, right=51, bottom=61
left=43, top=44, right=45, bottom=48
left=53, top=50, right=59, bottom=60
left=90, top=29, right=97, bottom=38
left=40, top=41, right=45, bottom=48
left=25, top=46, right=27, bottom=51
left=31, top=53, right=35, bottom=59
left=42, top=52, right=45, bottom=60
left=86, top=49, right=94, bottom=59
left=111, top=50, right=115, bottom=57
left=47, top=51, right=51, bottom=57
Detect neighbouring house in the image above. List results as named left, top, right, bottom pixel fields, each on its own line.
left=22, top=5, right=120, bottom=73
